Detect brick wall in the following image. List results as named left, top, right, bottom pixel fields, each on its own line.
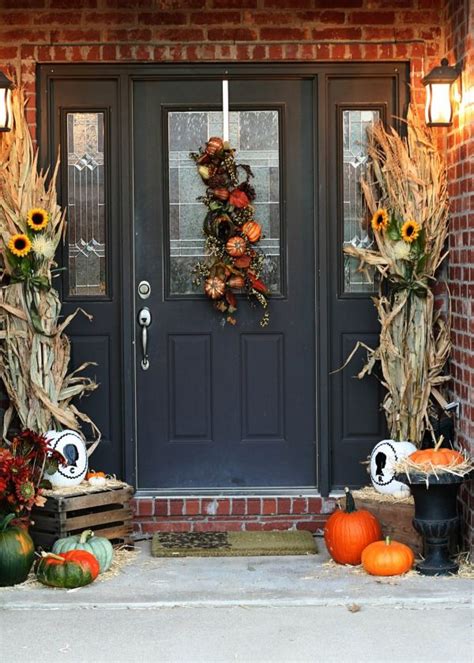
left=0, top=0, right=472, bottom=542
left=443, top=0, right=474, bottom=552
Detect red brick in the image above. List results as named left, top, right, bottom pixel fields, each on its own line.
left=291, top=497, right=308, bottom=514
left=169, top=499, right=184, bottom=516
left=211, top=0, right=257, bottom=7
left=193, top=521, right=242, bottom=532
left=184, top=499, right=201, bottom=516
left=51, top=29, right=102, bottom=42
left=1, top=12, right=32, bottom=25
left=0, top=47, right=19, bottom=59
left=262, top=498, right=277, bottom=515
left=106, top=29, right=153, bottom=42
left=312, top=27, right=362, bottom=40
left=231, top=499, right=246, bottom=516
left=2, top=0, right=45, bottom=7
left=307, top=497, right=322, bottom=513
left=152, top=28, right=203, bottom=41
left=154, top=500, right=169, bottom=517
left=296, top=521, right=325, bottom=533
left=208, top=28, right=258, bottom=41
left=142, top=521, right=192, bottom=533
left=349, top=11, right=395, bottom=24
left=194, top=11, right=241, bottom=24
left=260, top=27, right=306, bottom=41
left=138, top=12, right=187, bottom=25
left=136, top=499, right=154, bottom=517
left=263, top=0, right=312, bottom=7
left=216, top=500, right=231, bottom=516
left=247, top=498, right=262, bottom=515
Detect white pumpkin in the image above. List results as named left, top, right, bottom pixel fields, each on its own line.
left=370, top=439, right=416, bottom=497
left=44, top=430, right=88, bottom=487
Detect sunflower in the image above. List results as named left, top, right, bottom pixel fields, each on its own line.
left=27, top=207, right=49, bottom=232
left=401, top=219, right=421, bottom=243
left=8, top=234, right=32, bottom=257
left=371, top=208, right=389, bottom=232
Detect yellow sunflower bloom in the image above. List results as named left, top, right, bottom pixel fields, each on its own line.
left=27, top=207, right=49, bottom=232
left=371, top=208, right=389, bottom=232
left=401, top=219, right=421, bottom=243
left=8, top=234, right=32, bottom=258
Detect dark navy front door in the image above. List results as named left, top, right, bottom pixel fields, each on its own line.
left=133, top=77, right=317, bottom=490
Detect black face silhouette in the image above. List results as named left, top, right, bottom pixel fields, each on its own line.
left=375, top=452, right=386, bottom=481
left=63, top=443, right=79, bottom=467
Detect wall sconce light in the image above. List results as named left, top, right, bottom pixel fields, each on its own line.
left=0, top=71, right=14, bottom=132
left=422, top=59, right=461, bottom=127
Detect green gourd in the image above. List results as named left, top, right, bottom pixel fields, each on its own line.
left=36, top=550, right=99, bottom=588
left=52, top=529, right=113, bottom=573
left=0, top=513, right=35, bottom=586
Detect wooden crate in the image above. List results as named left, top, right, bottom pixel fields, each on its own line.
left=338, top=495, right=423, bottom=555
left=30, top=484, right=135, bottom=550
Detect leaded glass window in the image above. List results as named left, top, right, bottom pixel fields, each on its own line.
left=66, top=112, right=106, bottom=297
left=342, top=109, right=380, bottom=294
left=168, top=110, right=281, bottom=296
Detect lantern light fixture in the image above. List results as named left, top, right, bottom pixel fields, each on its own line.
left=422, top=58, right=460, bottom=127
left=0, top=70, right=14, bottom=133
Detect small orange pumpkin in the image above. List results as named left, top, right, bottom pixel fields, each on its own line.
left=324, top=487, right=382, bottom=565
left=226, top=236, right=247, bottom=258
left=233, top=255, right=251, bottom=269
left=362, top=536, right=414, bottom=576
left=204, top=276, right=226, bottom=300
left=86, top=471, right=106, bottom=480
left=409, top=438, right=464, bottom=468
left=206, top=136, right=224, bottom=156
left=242, top=221, right=262, bottom=243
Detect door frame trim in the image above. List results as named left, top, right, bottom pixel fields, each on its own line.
left=38, top=61, right=409, bottom=496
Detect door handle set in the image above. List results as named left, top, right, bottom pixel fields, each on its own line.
left=137, top=306, right=151, bottom=370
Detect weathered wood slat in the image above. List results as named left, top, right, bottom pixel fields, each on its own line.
left=29, top=484, right=135, bottom=550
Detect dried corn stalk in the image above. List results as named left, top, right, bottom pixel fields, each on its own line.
left=0, top=84, right=99, bottom=443
left=343, top=109, right=451, bottom=446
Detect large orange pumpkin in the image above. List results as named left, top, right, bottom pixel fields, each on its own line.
left=324, top=488, right=382, bottom=565
left=362, top=536, right=414, bottom=576
left=409, top=440, right=464, bottom=468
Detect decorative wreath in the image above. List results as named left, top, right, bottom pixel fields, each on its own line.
left=191, top=136, right=269, bottom=326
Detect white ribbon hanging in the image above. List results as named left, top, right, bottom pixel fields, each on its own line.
left=222, top=79, right=229, bottom=142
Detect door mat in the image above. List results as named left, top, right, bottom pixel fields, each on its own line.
left=151, top=530, right=317, bottom=557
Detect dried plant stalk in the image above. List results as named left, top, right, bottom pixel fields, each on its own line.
left=0, top=84, right=99, bottom=442
left=343, top=109, right=451, bottom=446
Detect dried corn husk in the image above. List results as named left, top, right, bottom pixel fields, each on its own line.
left=343, top=109, right=451, bottom=446
left=0, top=84, right=99, bottom=442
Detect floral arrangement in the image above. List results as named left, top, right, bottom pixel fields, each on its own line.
left=0, top=83, right=99, bottom=440
left=191, top=136, right=269, bottom=326
left=343, top=110, right=451, bottom=446
left=0, top=429, right=64, bottom=521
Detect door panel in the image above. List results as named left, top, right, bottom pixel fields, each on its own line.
left=48, top=78, right=123, bottom=475
left=327, top=75, right=400, bottom=489
left=134, top=78, right=316, bottom=489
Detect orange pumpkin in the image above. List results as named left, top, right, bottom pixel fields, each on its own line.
left=233, top=255, right=251, bottom=269
left=409, top=438, right=464, bottom=468
left=213, top=188, right=230, bottom=201
left=204, top=276, right=226, bottom=300
left=86, top=471, right=106, bottom=480
left=324, top=487, right=382, bottom=565
left=242, top=221, right=262, bottom=243
left=362, top=537, right=414, bottom=576
left=226, top=236, right=247, bottom=258
left=206, top=136, right=224, bottom=156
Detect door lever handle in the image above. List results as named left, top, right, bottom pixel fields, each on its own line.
left=137, top=307, right=151, bottom=370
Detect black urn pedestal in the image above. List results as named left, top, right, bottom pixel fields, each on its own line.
left=395, top=472, right=464, bottom=576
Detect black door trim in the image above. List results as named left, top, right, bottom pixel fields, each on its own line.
left=38, top=61, right=409, bottom=496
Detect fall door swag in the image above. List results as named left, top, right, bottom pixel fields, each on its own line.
left=191, top=136, right=269, bottom=326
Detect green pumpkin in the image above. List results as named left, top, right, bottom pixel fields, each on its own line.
left=52, top=529, right=113, bottom=573
left=36, top=550, right=100, bottom=588
left=0, top=513, right=35, bottom=587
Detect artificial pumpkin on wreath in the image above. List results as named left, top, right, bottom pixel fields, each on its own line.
left=225, top=236, right=247, bottom=258
left=242, top=221, right=262, bottom=243
left=324, top=487, right=382, bottom=565
left=36, top=549, right=100, bottom=588
left=0, top=513, right=35, bottom=587
left=362, top=537, right=414, bottom=576
left=52, top=529, right=113, bottom=573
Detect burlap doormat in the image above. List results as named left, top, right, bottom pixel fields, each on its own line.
left=151, top=530, right=317, bottom=557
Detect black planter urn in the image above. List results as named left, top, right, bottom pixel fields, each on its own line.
left=395, top=472, right=465, bottom=576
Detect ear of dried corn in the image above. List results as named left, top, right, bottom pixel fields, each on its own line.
left=0, top=85, right=99, bottom=443
left=343, top=109, right=451, bottom=446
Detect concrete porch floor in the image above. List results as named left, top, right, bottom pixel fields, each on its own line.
left=0, top=538, right=472, bottom=662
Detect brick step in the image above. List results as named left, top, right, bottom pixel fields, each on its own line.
left=132, top=496, right=336, bottom=538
